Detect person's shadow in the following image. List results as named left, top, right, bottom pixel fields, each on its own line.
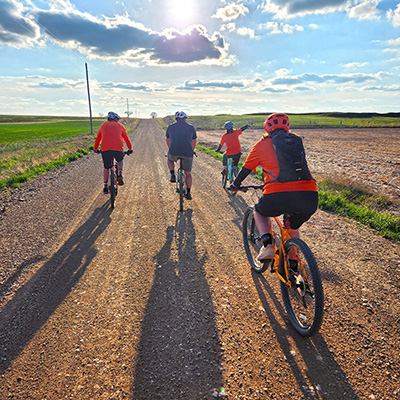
left=0, top=201, right=112, bottom=373
left=252, top=272, right=360, bottom=399
left=132, top=209, right=223, bottom=399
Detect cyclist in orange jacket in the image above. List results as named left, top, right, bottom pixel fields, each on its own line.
left=216, top=121, right=249, bottom=175
left=94, top=112, right=133, bottom=194
left=230, top=113, right=318, bottom=264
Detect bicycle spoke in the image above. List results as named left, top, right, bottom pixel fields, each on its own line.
left=243, top=208, right=269, bottom=273
left=280, top=238, right=324, bottom=336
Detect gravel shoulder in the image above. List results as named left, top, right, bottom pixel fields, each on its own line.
left=0, top=120, right=399, bottom=399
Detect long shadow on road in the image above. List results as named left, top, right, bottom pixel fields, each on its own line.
left=0, top=201, right=112, bottom=374
left=132, top=209, right=222, bottom=399
left=252, top=273, right=360, bottom=399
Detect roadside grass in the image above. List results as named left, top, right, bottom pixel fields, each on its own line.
left=196, top=145, right=400, bottom=242
left=160, top=113, right=400, bottom=130
left=0, top=118, right=137, bottom=190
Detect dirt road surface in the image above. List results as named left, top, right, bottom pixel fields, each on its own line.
left=0, top=119, right=399, bottom=399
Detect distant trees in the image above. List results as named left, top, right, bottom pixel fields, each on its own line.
left=150, top=112, right=157, bottom=119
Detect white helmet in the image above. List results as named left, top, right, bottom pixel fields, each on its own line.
left=175, top=111, right=188, bottom=120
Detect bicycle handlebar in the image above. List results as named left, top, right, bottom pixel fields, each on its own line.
left=228, top=184, right=264, bottom=192
left=96, top=150, right=132, bottom=155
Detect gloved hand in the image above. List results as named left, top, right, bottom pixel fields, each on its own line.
left=95, top=149, right=101, bottom=154
left=127, top=149, right=133, bottom=155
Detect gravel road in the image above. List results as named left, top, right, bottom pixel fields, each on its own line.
left=0, top=119, right=399, bottom=399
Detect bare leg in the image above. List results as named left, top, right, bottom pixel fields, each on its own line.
left=103, top=168, right=110, bottom=184
left=185, top=171, right=192, bottom=189
left=167, top=159, right=175, bottom=172
left=117, top=160, right=123, bottom=173
left=288, top=228, right=300, bottom=259
left=254, top=209, right=271, bottom=236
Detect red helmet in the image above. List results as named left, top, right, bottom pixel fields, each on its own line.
left=264, top=113, right=290, bottom=133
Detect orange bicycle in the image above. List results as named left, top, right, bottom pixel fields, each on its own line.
left=236, top=184, right=324, bottom=337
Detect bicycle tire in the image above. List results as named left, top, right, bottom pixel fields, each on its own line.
left=280, top=238, right=324, bottom=336
left=179, top=170, right=184, bottom=212
left=230, top=165, right=238, bottom=196
left=222, top=170, right=227, bottom=188
left=110, top=170, right=116, bottom=209
left=243, top=207, right=269, bottom=273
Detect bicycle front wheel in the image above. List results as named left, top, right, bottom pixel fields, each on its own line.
left=222, top=170, right=227, bottom=188
left=280, top=238, right=324, bottom=336
left=243, top=207, right=269, bottom=273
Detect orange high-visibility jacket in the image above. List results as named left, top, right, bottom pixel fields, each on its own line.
left=94, top=121, right=132, bottom=152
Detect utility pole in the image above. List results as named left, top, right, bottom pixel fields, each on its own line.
left=85, top=62, right=93, bottom=134
left=125, top=98, right=133, bottom=118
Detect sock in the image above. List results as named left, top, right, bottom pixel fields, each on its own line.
left=186, top=188, right=191, bottom=194
left=170, top=170, right=175, bottom=174
left=261, top=233, right=272, bottom=247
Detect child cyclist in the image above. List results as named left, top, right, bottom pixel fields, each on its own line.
left=94, top=111, right=133, bottom=194
left=216, top=121, right=249, bottom=175
left=230, top=113, right=318, bottom=265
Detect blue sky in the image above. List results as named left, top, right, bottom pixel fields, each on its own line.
left=0, top=0, right=399, bottom=117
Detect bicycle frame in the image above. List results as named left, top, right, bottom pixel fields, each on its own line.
left=176, top=158, right=186, bottom=212
left=227, top=157, right=233, bottom=182
left=236, top=185, right=309, bottom=288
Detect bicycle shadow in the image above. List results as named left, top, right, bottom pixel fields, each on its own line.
left=224, top=192, right=250, bottom=232
left=132, top=209, right=223, bottom=399
left=0, top=201, right=112, bottom=374
left=252, top=272, right=360, bottom=399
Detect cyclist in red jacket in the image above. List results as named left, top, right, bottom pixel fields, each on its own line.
left=94, top=112, right=133, bottom=194
left=231, top=113, right=318, bottom=263
left=216, top=121, right=249, bottom=175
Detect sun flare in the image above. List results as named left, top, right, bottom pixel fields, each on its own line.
left=170, top=0, right=195, bottom=23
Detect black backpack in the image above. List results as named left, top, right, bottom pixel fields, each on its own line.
left=264, top=131, right=313, bottom=183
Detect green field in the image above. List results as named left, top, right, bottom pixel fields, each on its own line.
left=160, top=112, right=400, bottom=130
left=0, top=120, right=102, bottom=144
left=0, top=117, right=136, bottom=190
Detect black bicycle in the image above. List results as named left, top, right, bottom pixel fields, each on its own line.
left=98, top=150, right=131, bottom=209
left=232, top=184, right=324, bottom=337
left=170, top=152, right=197, bottom=212
left=222, top=156, right=238, bottom=193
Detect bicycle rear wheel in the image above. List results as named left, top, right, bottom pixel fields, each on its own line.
left=280, top=238, right=324, bottom=336
left=178, top=170, right=185, bottom=212
left=110, top=170, right=116, bottom=209
left=243, top=207, right=269, bottom=273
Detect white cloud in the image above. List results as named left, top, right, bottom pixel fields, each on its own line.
left=220, top=22, right=257, bottom=38
left=0, top=0, right=41, bottom=48
left=236, top=27, right=256, bottom=38
left=212, top=2, right=249, bottom=21
left=291, top=58, right=306, bottom=64
left=347, top=1, right=380, bottom=20
left=343, top=62, right=368, bottom=69
left=387, top=3, right=400, bottom=26
left=259, top=21, right=303, bottom=34
left=260, top=0, right=349, bottom=19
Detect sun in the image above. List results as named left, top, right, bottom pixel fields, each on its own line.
left=169, top=0, right=195, bottom=24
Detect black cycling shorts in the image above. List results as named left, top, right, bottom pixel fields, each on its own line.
left=223, top=152, right=241, bottom=167
left=101, top=150, right=124, bottom=169
left=255, top=191, right=318, bottom=230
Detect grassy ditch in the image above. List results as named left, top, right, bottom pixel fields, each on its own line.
left=196, top=145, right=400, bottom=242
left=0, top=118, right=137, bottom=191
left=0, top=147, right=91, bottom=189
